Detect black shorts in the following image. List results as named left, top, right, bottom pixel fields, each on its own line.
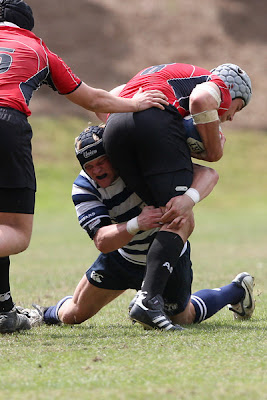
left=104, top=106, right=193, bottom=206
left=86, top=243, right=193, bottom=316
left=0, top=187, right=35, bottom=214
left=0, top=107, right=36, bottom=191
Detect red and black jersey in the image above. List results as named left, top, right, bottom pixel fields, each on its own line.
left=0, top=26, right=82, bottom=116
left=120, top=63, right=231, bottom=117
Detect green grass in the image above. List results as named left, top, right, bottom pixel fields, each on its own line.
left=1, top=117, right=266, bottom=400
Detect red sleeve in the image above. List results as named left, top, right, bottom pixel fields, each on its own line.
left=44, top=44, right=82, bottom=95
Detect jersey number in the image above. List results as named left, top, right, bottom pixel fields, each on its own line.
left=140, top=64, right=168, bottom=76
left=0, top=47, right=15, bottom=74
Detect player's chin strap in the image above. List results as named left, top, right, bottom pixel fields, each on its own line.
left=191, top=109, right=219, bottom=125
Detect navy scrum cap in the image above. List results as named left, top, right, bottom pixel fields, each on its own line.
left=75, top=125, right=105, bottom=170
left=0, top=0, right=34, bottom=31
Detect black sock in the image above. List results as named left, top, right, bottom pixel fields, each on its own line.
left=142, top=231, right=184, bottom=305
left=0, top=257, right=14, bottom=312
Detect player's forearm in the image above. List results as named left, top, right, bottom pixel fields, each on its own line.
left=89, top=88, right=138, bottom=113
left=66, top=83, right=138, bottom=113
left=93, top=223, right=135, bottom=253
left=194, top=122, right=223, bottom=161
left=95, top=84, right=127, bottom=122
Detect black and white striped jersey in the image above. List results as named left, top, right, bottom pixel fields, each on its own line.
left=72, top=170, right=158, bottom=266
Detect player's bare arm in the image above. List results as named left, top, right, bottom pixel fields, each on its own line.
left=93, top=206, right=163, bottom=253
left=95, top=84, right=126, bottom=122
left=189, top=82, right=223, bottom=162
left=65, top=82, right=168, bottom=114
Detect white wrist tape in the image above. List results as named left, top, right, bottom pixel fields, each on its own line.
left=126, top=216, right=140, bottom=235
left=191, top=109, right=219, bottom=125
left=184, top=188, right=200, bottom=204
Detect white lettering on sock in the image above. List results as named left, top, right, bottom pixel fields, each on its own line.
left=0, top=292, right=11, bottom=302
left=163, top=262, right=173, bottom=273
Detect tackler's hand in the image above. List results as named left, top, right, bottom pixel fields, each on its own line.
left=133, top=87, right=169, bottom=111
left=160, top=195, right=195, bottom=229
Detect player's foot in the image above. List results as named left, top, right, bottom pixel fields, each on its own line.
left=32, top=304, right=61, bottom=326
left=129, top=292, right=184, bottom=331
left=128, top=290, right=141, bottom=313
left=16, top=305, right=45, bottom=327
left=0, top=307, right=31, bottom=333
left=228, top=272, right=255, bottom=320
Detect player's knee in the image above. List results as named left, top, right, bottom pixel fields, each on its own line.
left=21, top=235, right=31, bottom=251
left=12, top=233, right=31, bottom=254
left=61, top=313, right=84, bottom=325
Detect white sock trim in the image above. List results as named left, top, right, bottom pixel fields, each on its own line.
left=191, top=295, right=208, bottom=322
left=55, top=295, right=73, bottom=319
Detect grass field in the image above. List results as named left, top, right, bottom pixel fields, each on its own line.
left=0, top=117, right=266, bottom=400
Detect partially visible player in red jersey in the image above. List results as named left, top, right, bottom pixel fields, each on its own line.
left=0, top=0, right=169, bottom=334
left=119, top=63, right=230, bottom=117
left=102, top=62, right=252, bottom=331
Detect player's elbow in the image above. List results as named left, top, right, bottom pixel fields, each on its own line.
left=94, top=237, right=111, bottom=254
left=190, top=93, right=210, bottom=114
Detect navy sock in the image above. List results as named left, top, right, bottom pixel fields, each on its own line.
left=191, top=282, right=245, bottom=323
left=142, top=231, right=184, bottom=304
left=0, top=257, right=14, bottom=312
left=43, top=296, right=72, bottom=324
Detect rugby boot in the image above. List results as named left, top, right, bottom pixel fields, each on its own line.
left=129, top=292, right=184, bottom=331
left=128, top=290, right=141, bottom=313
left=16, top=305, right=45, bottom=327
left=0, top=307, right=31, bottom=333
left=228, top=272, right=255, bottom=320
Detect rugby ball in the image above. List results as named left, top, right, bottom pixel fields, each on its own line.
left=183, top=117, right=205, bottom=153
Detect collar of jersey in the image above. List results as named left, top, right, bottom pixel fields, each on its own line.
left=0, top=21, right=20, bottom=28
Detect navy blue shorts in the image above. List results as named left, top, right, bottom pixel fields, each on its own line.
left=86, top=243, right=193, bottom=316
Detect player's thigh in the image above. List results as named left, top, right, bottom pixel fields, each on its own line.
left=146, top=168, right=193, bottom=207
left=0, top=187, right=35, bottom=241
left=104, top=109, right=193, bottom=206
left=0, top=212, right=33, bottom=238
left=0, top=111, right=36, bottom=191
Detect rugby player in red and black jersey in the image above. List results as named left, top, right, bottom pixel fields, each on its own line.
left=0, top=0, right=168, bottom=333
left=102, top=62, right=252, bottom=330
